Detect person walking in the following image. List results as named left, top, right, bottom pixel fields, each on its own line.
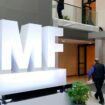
left=88, top=58, right=105, bottom=104
left=57, top=0, right=64, bottom=19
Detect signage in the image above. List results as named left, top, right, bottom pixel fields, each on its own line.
left=0, top=19, right=63, bottom=72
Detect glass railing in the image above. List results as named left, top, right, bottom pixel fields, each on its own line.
left=52, top=1, right=97, bottom=26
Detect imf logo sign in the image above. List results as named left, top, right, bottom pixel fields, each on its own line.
left=0, top=19, right=63, bottom=72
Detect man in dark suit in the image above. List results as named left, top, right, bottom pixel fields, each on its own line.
left=88, top=58, right=105, bottom=104
left=57, top=0, right=64, bottom=19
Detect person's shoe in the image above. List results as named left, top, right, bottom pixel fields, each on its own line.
left=99, top=100, right=104, bottom=105
left=94, top=94, right=98, bottom=100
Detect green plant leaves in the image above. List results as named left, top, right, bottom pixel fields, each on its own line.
left=67, top=81, right=91, bottom=104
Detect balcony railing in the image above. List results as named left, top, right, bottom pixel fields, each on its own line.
left=52, top=1, right=97, bottom=26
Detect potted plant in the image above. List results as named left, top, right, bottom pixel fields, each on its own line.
left=63, top=16, right=70, bottom=20
left=67, top=81, right=91, bottom=105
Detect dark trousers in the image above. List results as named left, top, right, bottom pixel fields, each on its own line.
left=57, top=9, right=63, bottom=19
left=94, top=78, right=104, bottom=102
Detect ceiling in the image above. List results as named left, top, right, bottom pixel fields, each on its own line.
left=58, top=37, right=95, bottom=44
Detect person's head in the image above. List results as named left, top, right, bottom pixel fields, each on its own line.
left=95, top=58, right=99, bottom=63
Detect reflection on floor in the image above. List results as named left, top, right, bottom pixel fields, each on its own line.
left=67, top=75, right=88, bottom=84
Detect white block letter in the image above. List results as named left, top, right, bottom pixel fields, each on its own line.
left=0, top=19, right=42, bottom=72
left=42, top=26, right=63, bottom=68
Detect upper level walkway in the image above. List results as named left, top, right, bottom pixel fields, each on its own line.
left=53, top=18, right=99, bottom=32
left=52, top=0, right=100, bottom=32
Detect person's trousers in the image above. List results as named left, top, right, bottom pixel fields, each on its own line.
left=57, top=9, right=63, bottom=19
left=94, top=79, right=104, bottom=102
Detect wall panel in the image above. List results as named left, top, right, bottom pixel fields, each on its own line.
left=58, top=43, right=78, bottom=76
left=0, top=0, right=52, bottom=26
left=86, top=45, right=95, bottom=74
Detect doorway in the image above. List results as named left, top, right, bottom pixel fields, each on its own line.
left=58, top=39, right=95, bottom=77
left=78, top=45, right=86, bottom=76
left=78, top=44, right=95, bottom=76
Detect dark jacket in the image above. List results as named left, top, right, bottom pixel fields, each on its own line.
left=57, top=0, right=64, bottom=10
left=88, top=63, right=105, bottom=81
left=92, top=63, right=105, bottom=81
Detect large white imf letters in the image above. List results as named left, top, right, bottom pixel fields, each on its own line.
left=42, top=27, right=63, bottom=68
left=0, top=19, right=63, bottom=72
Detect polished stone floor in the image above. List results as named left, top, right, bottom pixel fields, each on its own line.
left=67, top=75, right=105, bottom=92
left=67, top=75, right=88, bottom=84
left=87, top=91, right=105, bottom=105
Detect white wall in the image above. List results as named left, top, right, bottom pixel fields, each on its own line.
left=96, top=0, right=105, bottom=63
left=96, top=0, right=105, bottom=30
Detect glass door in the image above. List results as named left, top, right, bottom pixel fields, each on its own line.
left=78, top=45, right=86, bottom=76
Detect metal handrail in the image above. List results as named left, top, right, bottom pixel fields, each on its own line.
left=53, top=0, right=81, bottom=9
left=52, top=0, right=97, bottom=25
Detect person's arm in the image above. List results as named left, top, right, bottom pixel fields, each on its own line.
left=88, top=66, right=94, bottom=80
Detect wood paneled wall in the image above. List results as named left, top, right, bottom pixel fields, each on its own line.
left=58, top=43, right=78, bottom=76
left=86, top=45, right=95, bottom=74
left=58, top=43, right=95, bottom=76
left=90, top=2, right=96, bottom=10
